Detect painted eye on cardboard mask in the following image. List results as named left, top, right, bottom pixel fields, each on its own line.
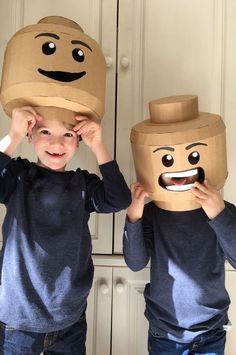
left=72, top=48, right=85, bottom=62
left=162, top=154, right=174, bottom=167
left=188, top=151, right=200, bottom=165
left=42, top=42, right=56, bottom=55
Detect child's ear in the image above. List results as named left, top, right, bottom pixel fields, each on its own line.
left=27, top=129, right=33, bottom=143
left=77, top=135, right=82, bottom=146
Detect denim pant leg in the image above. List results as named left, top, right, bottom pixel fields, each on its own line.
left=0, top=321, right=44, bottom=355
left=44, top=315, right=87, bottom=355
left=148, top=327, right=226, bottom=355
left=0, top=315, right=87, bottom=355
left=192, top=328, right=226, bottom=355
left=148, top=328, right=190, bottom=355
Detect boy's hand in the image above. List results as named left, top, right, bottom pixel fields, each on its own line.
left=10, top=106, right=41, bottom=140
left=127, top=183, right=149, bottom=223
left=73, top=116, right=102, bottom=149
left=0, top=106, right=41, bottom=156
left=73, top=115, right=112, bottom=164
left=191, top=180, right=225, bottom=219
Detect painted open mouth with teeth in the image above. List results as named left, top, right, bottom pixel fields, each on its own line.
left=159, top=167, right=205, bottom=191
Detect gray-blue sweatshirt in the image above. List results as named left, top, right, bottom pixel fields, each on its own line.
left=0, top=152, right=131, bottom=332
left=123, top=201, right=236, bottom=343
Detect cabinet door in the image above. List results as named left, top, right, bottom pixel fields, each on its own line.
left=86, top=266, right=112, bottom=355
left=114, top=0, right=228, bottom=252
left=0, top=0, right=118, bottom=253
left=112, top=267, right=150, bottom=355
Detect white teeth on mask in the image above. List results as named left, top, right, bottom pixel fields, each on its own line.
left=166, top=183, right=194, bottom=191
left=163, top=168, right=198, bottom=179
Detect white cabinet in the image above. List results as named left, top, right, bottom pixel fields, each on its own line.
left=111, top=267, right=149, bottom=355
left=86, top=257, right=149, bottom=355
left=86, top=265, right=113, bottom=355
left=1, top=1, right=236, bottom=355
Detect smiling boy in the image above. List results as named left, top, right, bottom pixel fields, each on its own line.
left=0, top=106, right=131, bottom=354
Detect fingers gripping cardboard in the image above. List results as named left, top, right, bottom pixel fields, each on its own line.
left=0, top=16, right=106, bottom=124
left=131, top=95, right=228, bottom=211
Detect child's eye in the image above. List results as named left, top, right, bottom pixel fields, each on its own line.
left=40, top=129, right=50, bottom=135
left=64, top=132, right=75, bottom=138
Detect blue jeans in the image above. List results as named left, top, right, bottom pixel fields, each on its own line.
left=0, top=315, right=87, bottom=355
left=148, top=327, right=226, bottom=355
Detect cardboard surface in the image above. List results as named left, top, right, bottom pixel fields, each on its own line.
left=35, top=106, right=77, bottom=124
left=149, top=95, right=199, bottom=123
left=0, top=16, right=106, bottom=123
left=131, top=95, right=228, bottom=211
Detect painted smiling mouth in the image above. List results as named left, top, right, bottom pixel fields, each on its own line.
left=38, top=68, right=86, bottom=82
left=159, top=167, right=205, bottom=192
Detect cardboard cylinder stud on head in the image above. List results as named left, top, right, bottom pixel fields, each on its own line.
left=131, top=95, right=228, bottom=211
left=0, top=16, right=106, bottom=124
left=149, top=95, right=199, bottom=123
left=38, top=16, right=84, bottom=31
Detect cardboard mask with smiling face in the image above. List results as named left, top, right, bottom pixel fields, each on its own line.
left=131, top=95, right=228, bottom=211
left=0, top=16, right=106, bottom=123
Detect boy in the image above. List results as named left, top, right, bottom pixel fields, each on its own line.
left=0, top=106, right=131, bottom=354
left=123, top=95, right=236, bottom=355
left=123, top=181, right=236, bottom=354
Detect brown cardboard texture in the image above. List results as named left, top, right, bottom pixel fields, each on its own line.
left=0, top=16, right=106, bottom=124
left=35, top=106, right=77, bottom=124
left=131, top=95, right=227, bottom=211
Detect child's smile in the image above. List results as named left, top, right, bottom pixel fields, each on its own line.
left=29, top=117, right=78, bottom=171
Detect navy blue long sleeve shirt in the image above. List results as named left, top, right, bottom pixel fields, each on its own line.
left=123, top=201, right=236, bottom=343
left=0, top=152, right=131, bottom=332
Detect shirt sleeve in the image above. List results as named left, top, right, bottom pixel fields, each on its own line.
left=0, top=151, right=12, bottom=169
left=84, top=160, right=131, bottom=213
left=208, top=201, right=236, bottom=268
left=123, top=204, right=154, bottom=271
left=0, top=152, right=19, bottom=204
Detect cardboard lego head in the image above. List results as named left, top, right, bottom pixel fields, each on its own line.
left=131, top=95, right=228, bottom=211
left=0, top=16, right=106, bottom=124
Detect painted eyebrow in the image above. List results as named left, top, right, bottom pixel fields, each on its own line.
left=153, top=146, right=175, bottom=153
left=185, top=142, right=208, bottom=150
left=71, top=40, right=92, bottom=52
left=35, top=32, right=60, bottom=40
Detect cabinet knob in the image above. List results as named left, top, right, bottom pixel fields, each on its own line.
left=120, top=56, right=130, bottom=69
left=105, top=56, right=113, bottom=68
left=115, top=281, right=125, bottom=293
left=99, top=282, right=109, bottom=295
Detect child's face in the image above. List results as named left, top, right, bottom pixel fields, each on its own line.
left=29, top=117, right=78, bottom=171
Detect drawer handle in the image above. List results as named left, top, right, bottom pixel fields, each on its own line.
left=105, top=56, right=113, bottom=68
left=99, top=282, right=109, bottom=295
left=115, top=281, right=125, bottom=293
left=120, top=56, right=130, bottom=69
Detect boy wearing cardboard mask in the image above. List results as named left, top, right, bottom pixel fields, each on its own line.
left=0, top=17, right=131, bottom=355
left=123, top=95, right=236, bottom=354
